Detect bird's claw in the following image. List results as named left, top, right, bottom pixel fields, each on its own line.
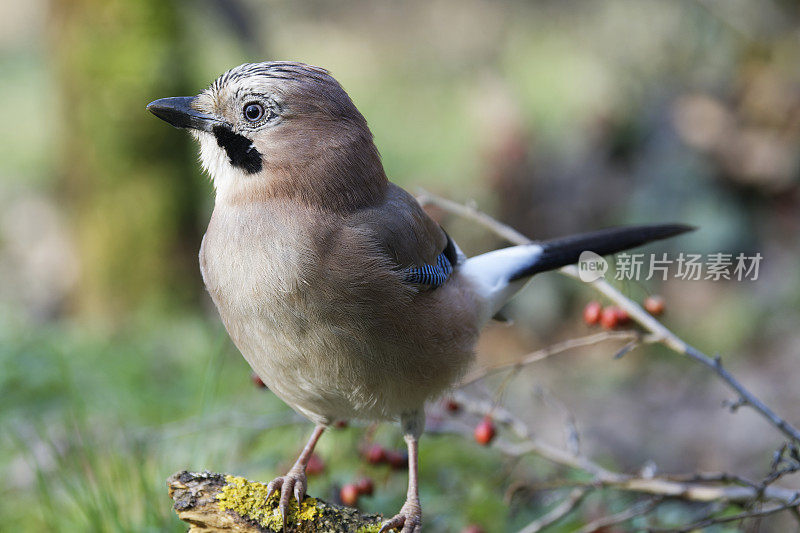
left=379, top=499, right=421, bottom=533
left=266, top=470, right=308, bottom=531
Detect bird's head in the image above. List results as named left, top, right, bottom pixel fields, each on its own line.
left=147, top=61, right=386, bottom=208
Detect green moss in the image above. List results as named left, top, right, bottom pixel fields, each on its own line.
left=356, top=525, right=382, bottom=533
left=216, top=475, right=320, bottom=532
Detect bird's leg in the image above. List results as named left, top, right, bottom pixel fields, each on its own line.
left=380, top=411, right=424, bottom=533
left=266, top=424, right=325, bottom=528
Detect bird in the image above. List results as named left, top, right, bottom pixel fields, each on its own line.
left=147, top=61, right=692, bottom=532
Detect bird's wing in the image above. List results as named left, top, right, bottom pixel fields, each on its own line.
left=348, top=184, right=459, bottom=288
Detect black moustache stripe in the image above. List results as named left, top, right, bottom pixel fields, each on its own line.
left=212, top=125, right=263, bottom=174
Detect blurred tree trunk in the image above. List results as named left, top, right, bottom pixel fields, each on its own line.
left=49, top=0, right=205, bottom=317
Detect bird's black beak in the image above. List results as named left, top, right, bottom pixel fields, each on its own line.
left=146, top=96, right=220, bottom=133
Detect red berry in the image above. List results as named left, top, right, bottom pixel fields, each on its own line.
left=474, top=417, right=496, bottom=446
left=305, top=453, right=325, bottom=476
left=614, top=307, right=631, bottom=325
left=600, top=307, right=619, bottom=330
left=340, top=483, right=360, bottom=506
left=250, top=373, right=267, bottom=389
left=583, top=301, right=602, bottom=325
left=445, top=398, right=461, bottom=413
left=644, top=295, right=665, bottom=316
left=386, top=450, right=409, bottom=470
left=355, top=477, right=374, bottom=496
left=461, top=526, right=486, bottom=533
left=364, top=444, right=386, bottom=464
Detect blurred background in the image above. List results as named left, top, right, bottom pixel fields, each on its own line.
left=2, top=0, right=799, bottom=531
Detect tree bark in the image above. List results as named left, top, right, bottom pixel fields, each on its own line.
left=167, top=471, right=383, bottom=533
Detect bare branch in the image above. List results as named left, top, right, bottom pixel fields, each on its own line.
left=452, top=392, right=800, bottom=507
left=659, top=471, right=760, bottom=489
left=419, top=191, right=800, bottom=528
left=418, top=191, right=800, bottom=443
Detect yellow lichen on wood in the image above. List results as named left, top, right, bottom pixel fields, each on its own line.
left=168, top=470, right=384, bottom=532
left=356, top=525, right=383, bottom=533
left=216, top=475, right=320, bottom=531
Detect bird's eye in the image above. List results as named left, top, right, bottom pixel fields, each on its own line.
left=243, top=102, right=265, bottom=122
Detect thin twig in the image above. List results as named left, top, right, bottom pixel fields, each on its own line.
left=517, top=488, right=591, bottom=533
left=574, top=497, right=661, bottom=533
left=418, top=191, right=800, bottom=444
left=416, top=191, right=531, bottom=244
left=459, top=330, right=649, bottom=386
left=659, top=471, right=761, bottom=490
left=657, top=495, right=800, bottom=533
left=532, top=386, right=581, bottom=456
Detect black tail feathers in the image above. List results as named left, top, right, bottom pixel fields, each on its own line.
left=509, top=223, right=695, bottom=282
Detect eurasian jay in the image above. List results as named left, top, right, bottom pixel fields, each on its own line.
left=147, top=61, right=691, bottom=532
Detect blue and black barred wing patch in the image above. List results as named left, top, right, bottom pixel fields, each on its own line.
left=403, top=252, right=454, bottom=288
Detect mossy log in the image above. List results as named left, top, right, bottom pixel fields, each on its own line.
left=167, top=471, right=384, bottom=532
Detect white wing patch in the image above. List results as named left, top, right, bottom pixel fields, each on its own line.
left=459, top=244, right=543, bottom=323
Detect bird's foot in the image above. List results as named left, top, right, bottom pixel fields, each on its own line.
left=379, top=498, right=421, bottom=533
left=265, top=468, right=308, bottom=530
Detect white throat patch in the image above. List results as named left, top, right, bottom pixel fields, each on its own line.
left=193, top=131, right=251, bottom=202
